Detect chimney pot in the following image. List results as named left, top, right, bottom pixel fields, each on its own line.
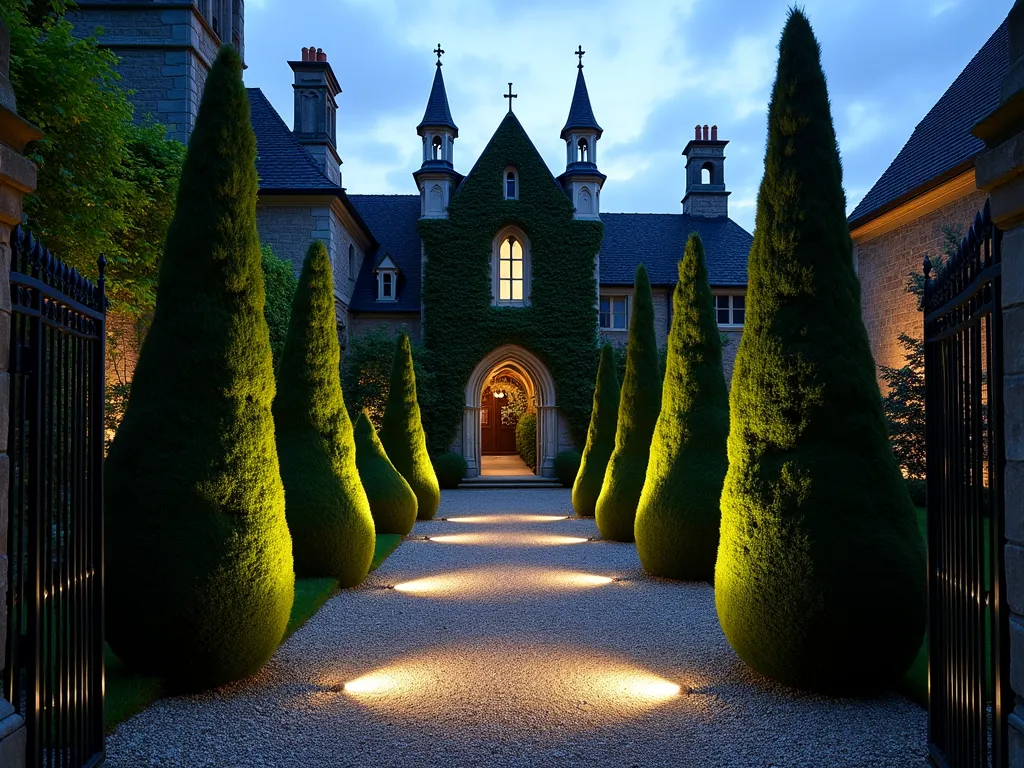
left=301, top=47, right=309, bottom=61
left=711, top=125, right=718, bottom=140
left=318, top=50, right=327, bottom=62
left=694, top=124, right=701, bottom=140
left=703, top=124, right=709, bottom=140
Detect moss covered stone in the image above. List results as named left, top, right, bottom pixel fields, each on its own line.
left=715, top=9, right=926, bottom=693
left=594, top=264, right=662, bottom=542
left=354, top=410, right=418, bottom=535
left=572, top=344, right=620, bottom=517
left=635, top=234, right=729, bottom=581
left=274, top=241, right=376, bottom=587
left=104, top=47, right=294, bottom=692
left=380, top=333, right=441, bottom=520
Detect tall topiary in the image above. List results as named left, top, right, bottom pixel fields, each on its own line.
left=572, top=344, right=620, bottom=517
left=635, top=234, right=729, bottom=581
left=380, top=333, right=441, bottom=520
left=715, top=9, right=926, bottom=694
left=274, top=241, right=376, bottom=587
left=594, top=264, right=662, bottom=541
left=354, top=410, right=418, bottom=535
left=104, top=47, right=294, bottom=692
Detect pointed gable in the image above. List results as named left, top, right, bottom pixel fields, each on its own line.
left=561, top=68, right=603, bottom=140
left=417, top=65, right=459, bottom=137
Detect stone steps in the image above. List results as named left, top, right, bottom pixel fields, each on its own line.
left=457, top=475, right=564, bottom=490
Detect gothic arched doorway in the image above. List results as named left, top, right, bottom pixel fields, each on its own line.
left=462, top=345, right=558, bottom=478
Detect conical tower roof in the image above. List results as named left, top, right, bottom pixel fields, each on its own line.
left=417, top=64, right=458, bottom=138
left=561, top=67, right=602, bottom=140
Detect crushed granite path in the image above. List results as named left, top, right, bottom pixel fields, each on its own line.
left=105, top=489, right=927, bottom=768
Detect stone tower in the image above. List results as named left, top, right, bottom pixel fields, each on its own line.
left=414, top=46, right=459, bottom=219
left=289, top=46, right=342, bottom=186
left=67, top=0, right=243, bottom=143
left=681, top=124, right=730, bottom=218
left=557, top=47, right=605, bottom=220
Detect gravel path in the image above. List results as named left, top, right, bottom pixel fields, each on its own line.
left=106, top=489, right=927, bottom=767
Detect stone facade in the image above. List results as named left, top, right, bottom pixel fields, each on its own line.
left=853, top=187, right=990, bottom=380
left=972, top=2, right=1024, bottom=763
left=347, top=313, right=422, bottom=346
left=0, top=18, right=41, bottom=768
left=67, top=0, right=240, bottom=143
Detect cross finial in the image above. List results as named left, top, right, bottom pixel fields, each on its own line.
left=505, top=82, right=517, bottom=113
left=575, top=45, right=585, bottom=69
left=434, top=44, right=444, bottom=66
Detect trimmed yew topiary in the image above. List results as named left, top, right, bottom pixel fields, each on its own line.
left=104, top=46, right=294, bottom=692
left=715, top=8, right=926, bottom=694
left=572, top=343, right=620, bottom=516
left=353, top=410, right=417, bottom=535
left=274, top=241, right=376, bottom=586
left=434, top=451, right=469, bottom=489
left=635, top=233, right=729, bottom=581
left=380, top=333, right=441, bottom=520
left=595, top=264, right=662, bottom=542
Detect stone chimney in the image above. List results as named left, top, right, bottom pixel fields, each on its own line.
left=288, top=46, right=342, bottom=186
left=681, top=124, right=730, bottom=218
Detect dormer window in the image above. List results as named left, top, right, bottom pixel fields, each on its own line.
left=578, top=137, right=589, bottom=163
left=374, top=252, right=399, bottom=302
left=504, top=168, right=518, bottom=200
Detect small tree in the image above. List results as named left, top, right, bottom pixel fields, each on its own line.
left=262, top=244, right=298, bottom=370
left=635, top=233, right=729, bottom=581
left=380, top=333, right=441, bottom=520
left=880, top=333, right=926, bottom=479
left=354, top=411, right=418, bottom=535
left=104, top=47, right=294, bottom=692
left=572, top=344, right=620, bottom=517
left=274, top=241, right=375, bottom=586
left=595, top=264, right=662, bottom=542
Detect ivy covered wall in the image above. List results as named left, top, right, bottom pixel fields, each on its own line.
left=418, top=113, right=604, bottom=455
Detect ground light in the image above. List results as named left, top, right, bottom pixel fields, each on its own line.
left=389, top=569, right=618, bottom=599
left=426, top=533, right=589, bottom=546
left=445, top=514, right=569, bottom=524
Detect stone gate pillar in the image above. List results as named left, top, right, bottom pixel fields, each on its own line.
left=972, top=1, right=1024, bottom=764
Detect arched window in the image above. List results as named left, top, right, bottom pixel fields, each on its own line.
left=428, top=184, right=445, bottom=215
left=504, top=168, right=518, bottom=200
left=347, top=244, right=355, bottom=281
left=577, top=137, right=589, bottom=163
left=492, top=228, right=530, bottom=306
left=701, top=161, right=715, bottom=185
left=577, top=186, right=592, bottom=215
left=432, top=135, right=442, bottom=161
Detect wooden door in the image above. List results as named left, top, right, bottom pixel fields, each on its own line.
left=481, top=387, right=518, bottom=454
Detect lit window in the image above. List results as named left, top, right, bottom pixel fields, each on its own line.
left=505, top=169, right=518, bottom=200
left=599, top=296, right=628, bottom=330
left=498, top=236, right=524, bottom=303
left=715, top=294, right=745, bottom=326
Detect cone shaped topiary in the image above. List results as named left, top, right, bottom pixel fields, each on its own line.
left=715, top=9, right=926, bottom=694
left=380, top=333, right=441, bottom=520
left=354, top=410, right=418, bottom=535
left=594, top=264, right=662, bottom=541
left=104, top=46, right=294, bottom=692
left=273, top=241, right=376, bottom=587
left=572, top=344, right=620, bottom=517
left=635, top=234, right=729, bottom=581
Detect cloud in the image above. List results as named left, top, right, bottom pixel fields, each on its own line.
left=840, top=100, right=886, bottom=152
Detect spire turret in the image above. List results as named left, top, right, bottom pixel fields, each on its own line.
left=414, top=45, right=459, bottom=219
left=558, top=46, right=605, bottom=220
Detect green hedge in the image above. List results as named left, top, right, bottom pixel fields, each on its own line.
left=516, top=412, right=538, bottom=472
left=434, top=451, right=468, bottom=489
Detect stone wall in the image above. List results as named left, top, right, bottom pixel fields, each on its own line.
left=853, top=188, right=989, bottom=381
left=347, top=313, right=422, bottom=347
left=67, top=1, right=228, bottom=143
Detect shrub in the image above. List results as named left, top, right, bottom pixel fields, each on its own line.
left=554, top=450, right=582, bottom=488
left=274, top=241, right=376, bottom=586
left=516, top=412, right=538, bottom=472
left=572, top=344, right=619, bottom=516
left=906, top=478, right=927, bottom=508
left=715, top=9, right=926, bottom=694
left=354, top=410, right=418, bottom=535
left=434, top=451, right=469, bottom=489
left=104, top=47, right=294, bottom=692
left=635, top=233, right=729, bottom=582
left=261, top=244, right=298, bottom=370
left=595, top=264, right=662, bottom=542
left=880, top=335, right=927, bottom=479
left=380, top=333, right=441, bottom=520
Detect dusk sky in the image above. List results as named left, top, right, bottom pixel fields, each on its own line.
left=242, top=0, right=1013, bottom=234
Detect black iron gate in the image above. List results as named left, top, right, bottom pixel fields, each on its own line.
left=4, top=227, right=105, bottom=767
left=924, top=199, right=1009, bottom=768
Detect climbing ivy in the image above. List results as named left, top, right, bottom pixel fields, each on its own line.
left=418, top=113, right=604, bottom=455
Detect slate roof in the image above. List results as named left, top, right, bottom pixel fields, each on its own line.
left=347, top=195, right=423, bottom=312
left=417, top=65, right=459, bottom=137
left=247, top=88, right=340, bottom=191
left=561, top=68, right=603, bottom=140
left=599, top=214, right=751, bottom=287
left=848, top=20, right=1009, bottom=227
